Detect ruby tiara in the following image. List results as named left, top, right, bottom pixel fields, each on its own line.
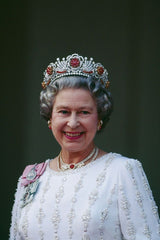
left=42, top=53, right=110, bottom=89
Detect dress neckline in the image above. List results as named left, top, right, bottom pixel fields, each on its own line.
left=46, top=152, right=114, bottom=176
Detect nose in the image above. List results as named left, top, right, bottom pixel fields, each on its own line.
left=67, top=113, right=80, bottom=129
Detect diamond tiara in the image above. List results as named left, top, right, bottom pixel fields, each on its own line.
left=42, top=53, right=110, bottom=89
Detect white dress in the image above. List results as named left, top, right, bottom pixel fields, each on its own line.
left=9, top=153, right=160, bottom=240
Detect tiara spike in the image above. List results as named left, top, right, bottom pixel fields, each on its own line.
left=42, top=53, right=109, bottom=89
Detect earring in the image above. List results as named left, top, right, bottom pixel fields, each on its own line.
left=48, top=120, right=52, bottom=129
left=97, top=120, right=103, bottom=131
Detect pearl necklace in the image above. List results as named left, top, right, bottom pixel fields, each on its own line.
left=57, top=147, right=99, bottom=171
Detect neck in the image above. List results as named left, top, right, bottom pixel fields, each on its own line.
left=60, top=144, right=95, bottom=164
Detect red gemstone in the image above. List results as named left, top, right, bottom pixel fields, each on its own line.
left=83, top=70, right=93, bottom=74
left=70, top=58, right=80, bottom=68
left=46, top=66, right=53, bottom=75
left=97, top=66, right=104, bottom=75
left=57, top=70, right=67, bottom=73
left=70, top=164, right=75, bottom=169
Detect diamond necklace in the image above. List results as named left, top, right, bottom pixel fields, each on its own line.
left=57, top=147, right=99, bottom=171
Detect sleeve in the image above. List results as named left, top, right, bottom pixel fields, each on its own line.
left=9, top=176, right=22, bottom=240
left=118, top=158, right=160, bottom=240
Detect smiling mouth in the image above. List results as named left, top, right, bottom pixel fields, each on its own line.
left=64, top=132, right=84, bottom=137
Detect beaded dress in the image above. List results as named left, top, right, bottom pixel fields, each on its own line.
left=9, top=153, right=160, bottom=240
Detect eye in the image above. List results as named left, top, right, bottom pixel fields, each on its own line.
left=81, top=111, right=90, bottom=115
left=59, top=110, right=69, bottom=114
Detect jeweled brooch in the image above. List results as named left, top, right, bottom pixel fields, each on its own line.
left=20, top=162, right=47, bottom=208
left=21, top=179, right=39, bottom=208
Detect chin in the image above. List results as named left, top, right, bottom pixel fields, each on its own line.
left=62, top=143, right=87, bottom=153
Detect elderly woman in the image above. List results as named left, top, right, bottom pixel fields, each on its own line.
left=10, top=53, right=160, bottom=240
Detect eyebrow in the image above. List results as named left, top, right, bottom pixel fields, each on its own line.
left=55, top=106, right=94, bottom=111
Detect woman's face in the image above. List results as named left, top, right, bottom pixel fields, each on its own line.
left=51, top=88, right=98, bottom=153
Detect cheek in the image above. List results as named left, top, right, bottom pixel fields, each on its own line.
left=51, top=115, right=65, bottom=131
left=91, top=114, right=98, bottom=124
left=51, top=122, right=63, bottom=141
left=51, top=112, right=59, bottom=127
left=86, top=115, right=98, bottom=131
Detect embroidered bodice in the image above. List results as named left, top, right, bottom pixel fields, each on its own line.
left=9, top=153, right=160, bottom=240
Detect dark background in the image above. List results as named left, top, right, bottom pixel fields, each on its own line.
left=1, top=0, right=160, bottom=238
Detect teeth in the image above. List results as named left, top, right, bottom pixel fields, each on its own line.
left=65, top=132, right=81, bottom=137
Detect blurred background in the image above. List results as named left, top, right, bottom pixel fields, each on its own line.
left=1, top=0, right=160, bottom=238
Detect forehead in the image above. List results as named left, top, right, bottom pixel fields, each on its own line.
left=53, top=88, right=96, bottom=108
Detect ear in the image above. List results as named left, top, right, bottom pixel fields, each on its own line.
left=48, top=119, right=52, bottom=129
left=97, top=120, right=103, bottom=131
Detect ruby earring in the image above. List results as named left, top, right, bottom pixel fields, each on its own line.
left=48, top=120, right=52, bottom=129
left=97, top=120, right=103, bottom=131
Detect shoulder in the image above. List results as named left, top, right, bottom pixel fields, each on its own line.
left=107, top=153, right=148, bottom=186
left=106, top=152, right=142, bottom=173
left=20, top=161, right=48, bottom=187
left=111, top=152, right=140, bottom=164
left=103, top=152, right=140, bottom=164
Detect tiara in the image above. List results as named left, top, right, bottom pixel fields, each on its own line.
left=42, top=53, right=110, bottom=89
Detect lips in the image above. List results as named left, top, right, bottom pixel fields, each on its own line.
left=64, top=131, right=84, bottom=139
left=65, top=132, right=81, bottom=137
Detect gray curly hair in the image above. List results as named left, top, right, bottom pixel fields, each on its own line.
left=40, top=76, right=113, bottom=130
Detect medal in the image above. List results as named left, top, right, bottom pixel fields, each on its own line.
left=21, top=179, right=39, bottom=208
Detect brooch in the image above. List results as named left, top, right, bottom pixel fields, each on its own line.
left=21, top=179, right=39, bottom=208
left=20, top=162, right=47, bottom=208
